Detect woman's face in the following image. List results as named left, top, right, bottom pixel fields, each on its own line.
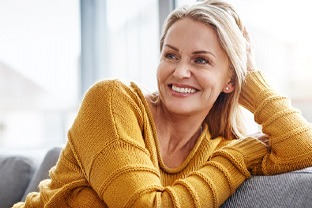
left=157, top=17, right=233, bottom=118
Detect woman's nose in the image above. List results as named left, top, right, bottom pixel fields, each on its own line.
left=173, top=60, right=191, bottom=79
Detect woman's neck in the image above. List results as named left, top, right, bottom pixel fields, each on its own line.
left=148, top=100, right=205, bottom=168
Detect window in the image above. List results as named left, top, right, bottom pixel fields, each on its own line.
left=80, top=0, right=159, bottom=95
left=105, top=0, right=159, bottom=92
left=0, top=0, right=80, bottom=157
left=175, top=0, right=197, bottom=7
left=0, top=0, right=160, bottom=157
left=227, top=0, right=312, bottom=123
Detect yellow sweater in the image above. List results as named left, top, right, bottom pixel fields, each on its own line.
left=14, top=71, right=312, bottom=208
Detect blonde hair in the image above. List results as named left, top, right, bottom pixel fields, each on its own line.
left=158, top=0, right=248, bottom=139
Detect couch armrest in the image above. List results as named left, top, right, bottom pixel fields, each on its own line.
left=222, top=167, right=312, bottom=207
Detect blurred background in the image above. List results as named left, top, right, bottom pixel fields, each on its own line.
left=1, top=0, right=311, bottom=159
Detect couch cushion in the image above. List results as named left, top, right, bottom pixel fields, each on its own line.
left=222, top=167, right=312, bottom=208
left=22, top=147, right=62, bottom=200
left=0, top=155, right=35, bottom=208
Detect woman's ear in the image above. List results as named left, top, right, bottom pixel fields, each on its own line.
left=223, top=82, right=235, bottom=93
left=224, top=66, right=236, bottom=93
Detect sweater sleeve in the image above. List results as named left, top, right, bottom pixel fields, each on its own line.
left=68, top=80, right=267, bottom=208
left=239, top=71, right=312, bottom=175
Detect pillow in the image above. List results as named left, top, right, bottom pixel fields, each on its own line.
left=0, top=155, right=35, bottom=208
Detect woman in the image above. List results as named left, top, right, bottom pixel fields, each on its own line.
left=14, top=0, right=312, bottom=207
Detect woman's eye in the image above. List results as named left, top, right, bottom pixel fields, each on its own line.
left=194, top=57, right=210, bottom=64
left=164, top=53, right=177, bottom=60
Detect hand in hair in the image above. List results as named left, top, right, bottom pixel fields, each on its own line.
left=248, top=132, right=270, bottom=147
left=243, top=27, right=257, bottom=71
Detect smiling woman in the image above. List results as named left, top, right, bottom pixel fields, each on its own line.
left=13, top=1, right=312, bottom=207
left=156, top=17, right=234, bottom=136
left=153, top=17, right=235, bottom=167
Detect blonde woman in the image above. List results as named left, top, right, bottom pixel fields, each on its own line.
left=14, top=0, right=312, bottom=207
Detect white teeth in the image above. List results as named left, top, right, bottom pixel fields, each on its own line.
left=172, top=85, right=196, bottom=94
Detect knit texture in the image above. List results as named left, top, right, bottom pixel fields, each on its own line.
left=240, top=71, right=312, bottom=175
left=14, top=72, right=312, bottom=208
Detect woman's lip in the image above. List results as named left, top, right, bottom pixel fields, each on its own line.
left=168, top=83, right=199, bottom=94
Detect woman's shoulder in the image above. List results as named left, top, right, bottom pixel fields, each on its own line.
left=87, top=79, right=129, bottom=93
left=81, top=79, right=150, bottom=118
left=84, top=79, right=143, bottom=100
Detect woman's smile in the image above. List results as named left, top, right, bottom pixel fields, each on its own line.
left=170, top=84, right=198, bottom=94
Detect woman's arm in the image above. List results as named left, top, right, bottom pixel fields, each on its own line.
left=240, top=72, right=312, bottom=175
left=69, top=80, right=267, bottom=207
left=240, top=28, right=312, bottom=175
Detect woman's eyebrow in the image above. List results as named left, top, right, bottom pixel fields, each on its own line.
left=164, top=44, right=216, bottom=57
left=164, top=44, right=179, bottom=51
left=192, top=50, right=216, bottom=57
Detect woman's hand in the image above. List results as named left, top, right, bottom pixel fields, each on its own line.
left=248, top=132, right=269, bottom=147
left=243, top=27, right=257, bottom=71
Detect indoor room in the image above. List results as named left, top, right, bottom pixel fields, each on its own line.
left=1, top=0, right=312, bottom=207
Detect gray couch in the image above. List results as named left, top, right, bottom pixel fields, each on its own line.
left=1, top=147, right=312, bottom=208
left=0, top=147, right=62, bottom=208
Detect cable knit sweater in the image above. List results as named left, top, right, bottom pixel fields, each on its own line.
left=14, top=71, right=312, bottom=208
